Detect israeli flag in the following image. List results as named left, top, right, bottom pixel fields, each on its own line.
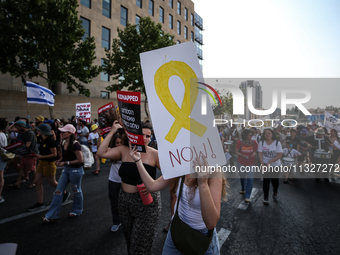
left=26, top=81, right=55, bottom=106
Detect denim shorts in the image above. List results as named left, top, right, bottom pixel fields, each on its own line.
left=0, top=156, right=7, bottom=171
left=162, top=226, right=220, bottom=255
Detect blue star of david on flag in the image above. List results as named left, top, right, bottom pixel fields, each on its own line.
left=40, top=90, right=45, bottom=99
left=26, top=81, right=55, bottom=106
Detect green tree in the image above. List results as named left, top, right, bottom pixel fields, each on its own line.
left=212, top=91, right=234, bottom=119
left=103, top=17, right=175, bottom=116
left=0, top=0, right=101, bottom=119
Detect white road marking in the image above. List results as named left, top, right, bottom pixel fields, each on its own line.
left=217, top=228, right=231, bottom=248
left=237, top=188, right=258, bottom=210
left=0, top=200, right=73, bottom=225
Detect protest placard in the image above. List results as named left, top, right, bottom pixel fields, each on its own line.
left=98, top=102, right=116, bottom=135
left=4, top=142, right=36, bottom=156
left=140, top=42, right=226, bottom=179
left=76, top=102, right=91, bottom=122
left=117, top=91, right=146, bottom=153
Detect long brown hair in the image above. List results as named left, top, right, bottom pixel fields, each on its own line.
left=65, top=134, right=76, bottom=155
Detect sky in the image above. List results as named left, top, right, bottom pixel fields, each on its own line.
left=192, top=0, right=340, bottom=109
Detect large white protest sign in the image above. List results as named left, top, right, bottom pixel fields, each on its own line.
left=324, top=111, right=340, bottom=132
left=76, top=102, right=91, bottom=122
left=140, top=42, right=226, bottom=179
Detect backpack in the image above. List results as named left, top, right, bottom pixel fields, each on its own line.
left=62, top=140, right=94, bottom=168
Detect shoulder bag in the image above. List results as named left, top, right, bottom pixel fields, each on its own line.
left=170, top=176, right=213, bottom=255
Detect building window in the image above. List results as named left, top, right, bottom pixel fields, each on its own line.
left=136, top=15, right=141, bottom=31
left=169, top=14, right=173, bottom=29
left=184, top=26, right=188, bottom=39
left=159, top=7, right=164, bottom=23
left=149, top=0, right=154, bottom=16
left=184, top=7, right=188, bottom=20
left=136, top=0, right=142, bottom=8
left=191, top=31, right=194, bottom=42
left=169, top=0, right=173, bottom=8
left=177, top=1, right=181, bottom=15
left=177, top=40, right=181, bottom=44
left=103, top=0, right=111, bottom=18
left=177, top=20, right=181, bottom=35
left=191, top=13, right=194, bottom=26
left=121, top=6, right=128, bottom=26
left=80, top=17, right=90, bottom=40
left=101, top=59, right=109, bottom=81
left=81, top=0, right=91, bottom=8
left=101, top=91, right=110, bottom=99
left=102, top=27, right=110, bottom=49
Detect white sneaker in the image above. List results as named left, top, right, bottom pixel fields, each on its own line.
left=111, top=224, right=121, bottom=232
left=0, top=197, right=4, bottom=203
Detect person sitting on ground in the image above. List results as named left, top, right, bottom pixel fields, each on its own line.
left=88, top=124, right=101, bottom=175
left=42, top=124, right=84, bottom=222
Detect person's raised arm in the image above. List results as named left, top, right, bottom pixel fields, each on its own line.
left=97, top=121, right=122, bottom=160
left=130, top=143, right=170, bottom=192
left=194, top=156, right=222, bottom=230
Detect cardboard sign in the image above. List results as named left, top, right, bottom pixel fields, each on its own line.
left=140, top=42, right=226, bottom=179
left=76, top=103, right=91, bottom=122
left=117, top=91, right=146, bottom=152
left=98, top=102, right=116, bottom=135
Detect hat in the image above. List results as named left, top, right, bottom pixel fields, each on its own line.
left=91, top=124, right=98, bottom=131
left=35, top=115, right=44, bottom=122
left=15, top=120, right=30, bottom=129
left=43, top=119, right=54, bottom=125
left=58, top=124, right=76, bottom=134
left=315, top=127, right=325, bottom=135
left=35, top=124, right=52, bottom=136
left=301, top=129, right=308, bottom=135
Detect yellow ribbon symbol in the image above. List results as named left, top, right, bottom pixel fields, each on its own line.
left=154, top=61, right=207, bottom=143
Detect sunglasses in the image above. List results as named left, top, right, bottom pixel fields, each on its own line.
left=61, top=131, right=71, bottom=134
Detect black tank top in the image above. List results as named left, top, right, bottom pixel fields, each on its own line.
left=119, top=162, right=157, bottom=185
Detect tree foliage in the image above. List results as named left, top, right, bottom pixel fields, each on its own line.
left=0, top=0, right=100, bottom=96
left=103, top=17, right=176, bottom=95
left=212, top=91, right=234, bottom=118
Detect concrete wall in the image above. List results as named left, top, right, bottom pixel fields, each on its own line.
left=0, top=90, right=149, bottom=123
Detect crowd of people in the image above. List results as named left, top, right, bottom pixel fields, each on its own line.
left=0, top=114, right=227, bottom=255
left=218, top=123, right=339, bottom=205
left=1, top=114, right=339, bottom=254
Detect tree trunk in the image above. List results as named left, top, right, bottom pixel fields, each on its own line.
left=144, top=97, right=149, bottom=118
left=49, top=106, right=54, bottom=120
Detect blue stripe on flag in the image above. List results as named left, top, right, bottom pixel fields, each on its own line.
left=26, top=81, right=55, bottom=96
left=27, top=98, right=54, bottom=106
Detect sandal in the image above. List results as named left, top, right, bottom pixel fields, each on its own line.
left=21, top=178, right=29, bottom=183
left=7, top=184, right=20, bottom=189
left=27, top=184, right=36, bottom=189
left=42, top=217, right=57, bottom=223
left=68, top=213, right=80, bottom=218
left=283, top=179, right=288, bottom=184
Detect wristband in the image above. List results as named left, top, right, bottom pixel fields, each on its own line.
left=135, top=158, right=141, bottom=163
left=67, top=161, right=70, bottom=165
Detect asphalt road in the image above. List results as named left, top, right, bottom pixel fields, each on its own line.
left=1, top=162, right=340, bottom=255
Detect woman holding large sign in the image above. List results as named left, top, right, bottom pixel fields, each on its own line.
left=97, top=121, right=161, bottom=255
left=129, top=143, right=226, bottom=255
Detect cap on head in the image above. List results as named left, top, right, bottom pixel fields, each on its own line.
left=35, top=124, right=52, bottom=136
left=315, top=127, right=325, bottom=135
left=35, top=115, right=44, bottom=122
left=15, top=120, right=30, bottom=129
left=91, top=124, right=98, bottom=131
left=58, top=124, right=76, bottom=134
